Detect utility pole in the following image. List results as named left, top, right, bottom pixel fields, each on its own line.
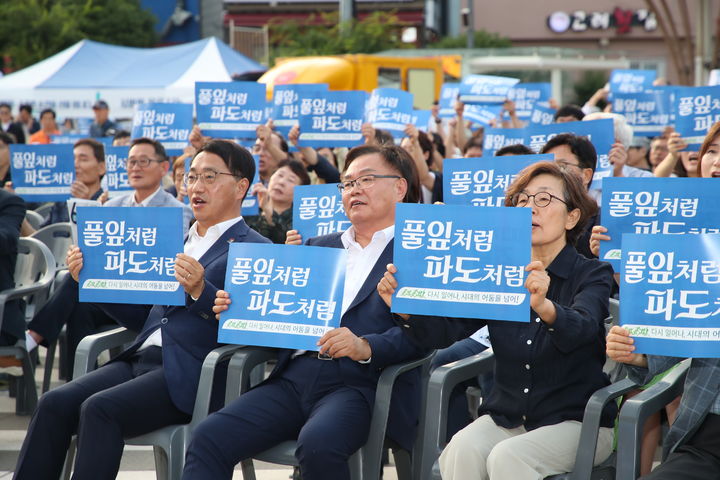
left=339, top=0, right=356, bottom=34
left=464, top=0, right=475, bottom=49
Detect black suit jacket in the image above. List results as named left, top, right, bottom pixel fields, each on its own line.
left=0, top=190, right=27, bottom=340
left=98, top=218, right=271, bottom=414
left=1, top=122, right=25, bottom=144
left=268, top=232, right=431, bottom=451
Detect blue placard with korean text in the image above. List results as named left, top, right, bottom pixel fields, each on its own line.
left=77, top=207, right=184, bottom=305
left=600, top=177, right=719, bottom=269
left=612, top=91, right=671, bottom=137
left=482, top=127, right=526, bottom=156
left=298, top=90, right=366, bottom=148
left=443, top=154, right=552, bottom=207
left=196, top=81, right=267, bottom=139
left=465, top=104, right=503, bottom=128
left=524, top=119, right=614, bottom=189
left=365, top=88, right=414, bottom=139
left=673, top=86, right=720, bottom=149
left=292, top=183, right=350, bottom=241
left=508, top=83, right=551, bottom=119
left=528, top=105, right=556, bottom=125
left=131, top=103, right=192, bottom=156
left=242, top=155, right=261, bottom=216
left=609, top=69, right=656, bottom=94
left=272, top=83, right=329, bottom=138
left=104, top=146, right=132, bottom=198
left=458, top=75, right=519, bottom=105
left=620, top=233, right=720, bottom=358
left=9, top=144, right=74, bottom=201
left=218, top=243, right=346, bottom=351
left=438, top=83, right=460, bottom=118
left=392, top=203, right=531, bottom=320
left=411, top=110, right=432, bottom=132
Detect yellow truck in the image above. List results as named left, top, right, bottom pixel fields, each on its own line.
left=258, top=54, right=458, bottom=109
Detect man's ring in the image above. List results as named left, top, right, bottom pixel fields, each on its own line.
left=186, top=273, right=191, bottom=280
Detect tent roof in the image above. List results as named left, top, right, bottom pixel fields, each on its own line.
left=0, top=37, right=265, bottom=89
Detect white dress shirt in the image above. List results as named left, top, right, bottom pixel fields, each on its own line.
left=138, top=216, right=243, bottom=350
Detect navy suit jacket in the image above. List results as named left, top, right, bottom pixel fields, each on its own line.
left=99, top=218, right=270, bottom=414
left=0, top=190, right=26, bottom=340
left=268, top=232, right=431, bottom=451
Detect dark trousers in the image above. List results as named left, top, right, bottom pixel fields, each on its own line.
left=13, top=347, right=190, bottom=480
left=28, top=275, right=116, bottom=377
left=182, top=356, right=372, bottom=480
left=642, top=413, right=720, bottom=480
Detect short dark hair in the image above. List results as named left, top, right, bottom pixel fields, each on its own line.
left=462, top=136, right=484, bottom=155
left=113, top=130, right=131, bottom=141
left=417, top=130, right=435, bottom=166
left=130, top=137, right=168, bottom=163
left=276, top=159, right=311, bottom=186
left=431, top=132, right=445, bottom=158
left=540, top=133, right=597, bottom=174
left=40, top=108, right=56, bottom=120
left=344, top=144, right=420, bottom=204
left=0, top=131, right=15, bottom=145
left=374, top=129, right=395, bottom=146
left=193, top=139, right=256, bottom=196
left=272, top=132, right=289, bottom=153
left=505, top=161, right=598, bottom=246
left=74, top=138, right=105, bottom=163
left=0, top=103, right=11, bottom=111
left=19, top=104, right=32, bottom=114
left=495, top=143, right=534, bottom=156
left=554, top=104, right=585, bottom=121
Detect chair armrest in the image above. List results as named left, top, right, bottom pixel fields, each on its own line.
left=188, top=344, right=251, bottom=431
left=569, top=377, right=638, bottom=480
left=364, top=351, right=436, bottom=480
left=73, top=327, right=137, bottom=379
left=226, top=347, right=279, bottom=404
left=615, top=359, right=691, bottom=480
left=417, top=349, right=495, bottom=480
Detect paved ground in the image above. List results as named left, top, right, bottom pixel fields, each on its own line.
left=0, top=348, right=400, bottom=479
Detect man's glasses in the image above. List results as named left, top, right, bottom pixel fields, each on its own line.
left=184, top=170, right=240, bottom=186
left=125, top=157, right=164, bottom=169
left=337, top=174, right=401, bottom=193
left=513, top=191, right=568, bottom=208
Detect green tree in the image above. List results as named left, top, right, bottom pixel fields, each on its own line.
left=0, top=0, right=156, bottom=72
left=268, top=11, right=405, bottom=61
left=428, top=30, right=512, bottom=49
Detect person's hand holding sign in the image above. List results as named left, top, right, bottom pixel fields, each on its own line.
left=67, top=246, right=84, bottom=282
left=213, top=290, right=231, bottom=321
left=524, top=260, right=556, bottom=324
left=606, top=325, right=648, bottom=367
left=376, top=263, right=410, bottom=320
left=175, top=253, right=205, bottom=299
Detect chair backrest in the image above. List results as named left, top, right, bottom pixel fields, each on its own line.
left=24, top=210, right=44, bottom=231
left=14, top=237, right=56, bottom=312
left=33, top=202, right=55, bottom=220
left=31, top=222, right=73, bottom=269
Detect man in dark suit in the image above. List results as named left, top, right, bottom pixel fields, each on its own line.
left=0, top=103, right=25, bottom=144
left=182, top=144, right=431, bottom=480
left=14, top=140, right=270, bottom=480
left=0, top=189, right=26, bottom=349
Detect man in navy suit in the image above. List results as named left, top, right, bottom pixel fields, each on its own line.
left=182, top=144, right=431, bottom=480
left=14, top=140, right=271, bottom=480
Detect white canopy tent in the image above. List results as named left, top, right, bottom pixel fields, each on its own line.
left=0, top=37, right=265, bottom=119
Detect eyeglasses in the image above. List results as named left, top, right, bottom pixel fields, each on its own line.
left=337, top=174, right=401, bottom=193
left=555, top=160, right=581, bottom=173
left=513, top=191, right=568, bottom=208
left=184, top=170, right=240, bottom=186
left=126, top=156, right=164, bottom=169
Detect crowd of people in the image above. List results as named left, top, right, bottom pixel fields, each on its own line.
left=0, top=86, right=718, bottom=480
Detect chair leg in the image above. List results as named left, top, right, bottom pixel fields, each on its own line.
left=240, top=459, right=258, bottom=480
left=58, top=328, right=68, bottom=381
left=61, top=437, right=77, bottom=480
left=392, top=447, right=413, bottom=480
left=16, top=351, right=38, bottom=415
left=153, top=446, right=169, bottom=480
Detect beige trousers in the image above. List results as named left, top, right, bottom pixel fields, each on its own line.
left=439, top=414, right=614, bottom=480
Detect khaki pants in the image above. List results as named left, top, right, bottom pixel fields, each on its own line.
left=439, top=414, right=614, bottom=480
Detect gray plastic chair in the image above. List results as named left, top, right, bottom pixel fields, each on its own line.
left=31, top=222, right=73, bottom=272
left=24, top=210, right=44, bottom=231
left=33, top=202, right=55, bottom=220
left=61, top=327, right=246, bottom=480
left=0, top=237, right=55, bottom=414
left=615, top=358, right=691, bottom=480
left=229, top=347, right=436, bottom=480
left=415, top=349, right=638, bottom=480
